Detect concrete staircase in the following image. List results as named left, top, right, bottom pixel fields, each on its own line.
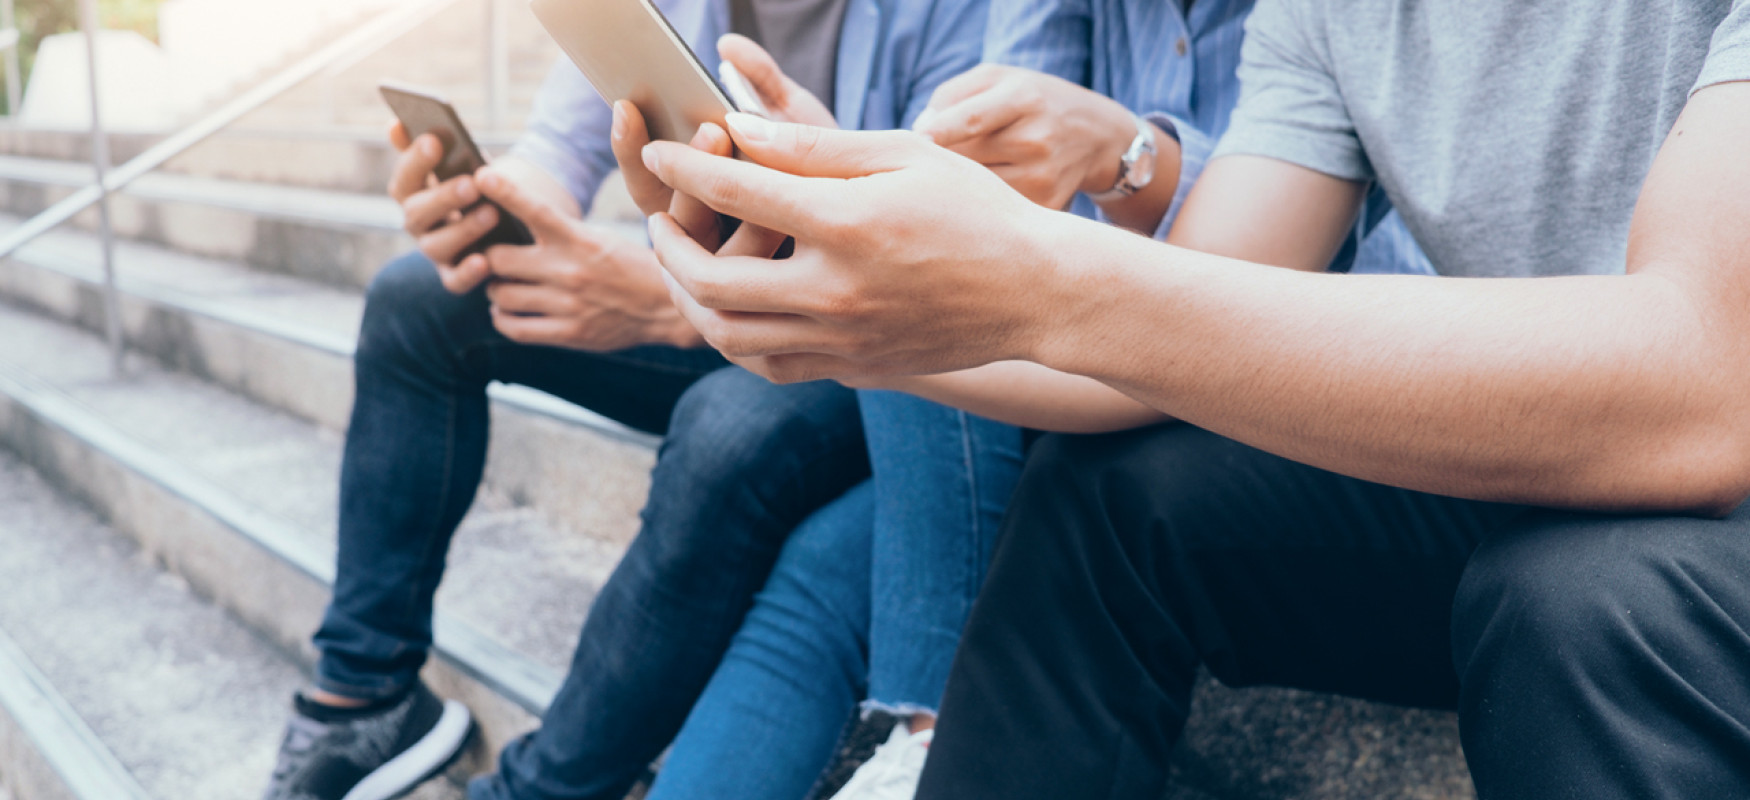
left=0, top=2, right=1476, bottom=797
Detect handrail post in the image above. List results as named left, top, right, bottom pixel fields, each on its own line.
left=78, top=0, right=124, bottom=376
left=2, top=0, right=19, bottom=116
left=484, top=0, right=508, bottom=131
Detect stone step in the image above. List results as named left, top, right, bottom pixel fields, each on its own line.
left=0, top=127, right=512, bottom=196
left=0, top=302, right=638, bottom=771
left=0, top=214, right=658, bottom=544
left=0, top=449, right=464, bottom=799
left=0, top=152, right=644, bottom=289
left=0, top=256, right=1483, bottom=799
left=0, top=154, right=406, bottom=290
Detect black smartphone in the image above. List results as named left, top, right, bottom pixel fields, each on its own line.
left=379, top=81, right=536, bottom=257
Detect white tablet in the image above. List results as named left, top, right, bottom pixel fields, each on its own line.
left=530, top=0, right=739, bottom=144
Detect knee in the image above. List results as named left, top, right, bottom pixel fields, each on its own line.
left=357, top=252, right=483, bottom=363
left=638, top=369, right=863, bottom=558
left=1453, top=516, right=1710, bottom=674
left=660, top=369, right=862, bottom=490
left=1011, top=426, right=1249, bottom=546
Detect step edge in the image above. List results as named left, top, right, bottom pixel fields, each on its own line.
left=0, top=361, right=560, bottom=714
left=3, top=246, right=659, bottom=450
left=0, top=626, right=154, bottom=800
left=0, top=156, right=403, bottom=231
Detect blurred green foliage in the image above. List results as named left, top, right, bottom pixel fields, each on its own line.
left=4, top=0, right=168, bottom=113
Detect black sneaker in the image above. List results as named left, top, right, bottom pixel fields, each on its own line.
left=261, top=681, right=473, bottom=800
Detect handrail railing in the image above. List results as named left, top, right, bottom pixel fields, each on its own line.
left=1, top=0, right=18, bottom=117
left=0, top=0, right=462, bottom=265
left=0, top=0, right=472, bottom=257
left=0, top=0, right=463, bottom=374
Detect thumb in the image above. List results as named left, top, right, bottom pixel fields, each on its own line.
left=722, top=113, right=924, bottom=178
left=475, top=167, right=566, bottom=242
left=718, top=34, right=790, bottom=107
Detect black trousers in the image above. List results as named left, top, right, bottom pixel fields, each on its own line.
left=914, top=425, right=1750, bottom=800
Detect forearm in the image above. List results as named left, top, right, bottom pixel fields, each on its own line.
left=1029, top=214, right=1750, bottom=513
left=875, top=361, right=1171, bottom=434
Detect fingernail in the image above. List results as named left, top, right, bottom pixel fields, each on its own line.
left=642, top=144, right=661, bottom=173
left=910, top=109, right=937, bottom=133
left=456, top=177, right=476, bottom=201
left=476, top=206, right=496, bottom=224
left=726, top=112, right=774, bottom=143
left=612, top=105, right=626, bottom=141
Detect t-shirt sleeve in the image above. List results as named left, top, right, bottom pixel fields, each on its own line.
left=1695, top=0, right=1750, bottom=92
left=1209, top=0, right=1372, bottom=183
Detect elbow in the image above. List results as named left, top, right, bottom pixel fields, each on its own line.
left=1644, top=427, right=1750, bottom=519
left=1693, top=459, right=1750, bottom=519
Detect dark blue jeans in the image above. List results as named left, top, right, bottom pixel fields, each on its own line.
left=309, top=253, right=870, bottom=799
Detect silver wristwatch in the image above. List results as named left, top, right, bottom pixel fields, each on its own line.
left=1091, top=113, right=1159, bottom=201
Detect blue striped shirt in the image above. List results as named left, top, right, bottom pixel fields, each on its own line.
left=511, top=0, right=988, bottom=217
left=985, top=0, right=1433, bottom=274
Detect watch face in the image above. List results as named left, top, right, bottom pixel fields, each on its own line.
left=1129, top=146, right=1157, bottom=192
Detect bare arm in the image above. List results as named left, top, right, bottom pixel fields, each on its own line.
left=861, top=158, right=1363, bottom=434
left=641, top=83, right=1750, bottom=515
left=867, top=361, right=1171, bottom=433
left=1029, top=83, right=1750, bottom=513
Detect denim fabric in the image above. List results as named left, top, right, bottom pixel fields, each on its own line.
left=313, top=251, right=729, bottom=700
left=647, top=482, right=876, bottom=800
left=858, top=390, right=1025, bottom=716
left=645, top=398, right=1023, bottom=800
left=309, top=252, right=872, bottom=800
left=471, top=368, right=869, bottom=800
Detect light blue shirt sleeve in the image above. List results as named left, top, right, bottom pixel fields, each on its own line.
left=898, top=0, right=992, bottom=127
left=1138, top=111, right=1214, bottom=241
left=507, top=0, right=724, bottom=214
left=982, top=0, right=1091, bottom=82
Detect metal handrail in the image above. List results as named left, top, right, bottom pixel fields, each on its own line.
left=0, top=0, right=463, bottom=264
left=77, top=0, right=122, bottom=373
left=1, top=0, right=18, bottom=117
left=0, top=0, right=466, bottom=374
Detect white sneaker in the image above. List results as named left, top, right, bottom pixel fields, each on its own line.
left=827, top=723, right=934, bottom=800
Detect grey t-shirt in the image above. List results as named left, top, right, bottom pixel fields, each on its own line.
left=729, top=0, right=849, bottom=111
left=1212, top=0, right=1750, bottom=277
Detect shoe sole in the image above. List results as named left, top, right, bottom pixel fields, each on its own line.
left=342, top=700, right=473, bottom=800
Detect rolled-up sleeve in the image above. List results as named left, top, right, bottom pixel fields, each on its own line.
left=1211, top=0, right=1371, bottom=183
left=1695, top=0, right=1750, bottom=91
left=508, top=0, right=722, bottom=213
left=1136, top=111, right=1213, bottom=241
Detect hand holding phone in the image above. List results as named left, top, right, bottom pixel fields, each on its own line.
left=380, top=82, right=536, bottom=293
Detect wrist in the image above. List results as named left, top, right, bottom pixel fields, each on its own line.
left=1022, top=211, right=1168, bottom=375
left=1079, top=103, right=1147, bottom=196
left=661, top=314, right=708, bottom=349
left=1013, top=210, right=1102, bottom=367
